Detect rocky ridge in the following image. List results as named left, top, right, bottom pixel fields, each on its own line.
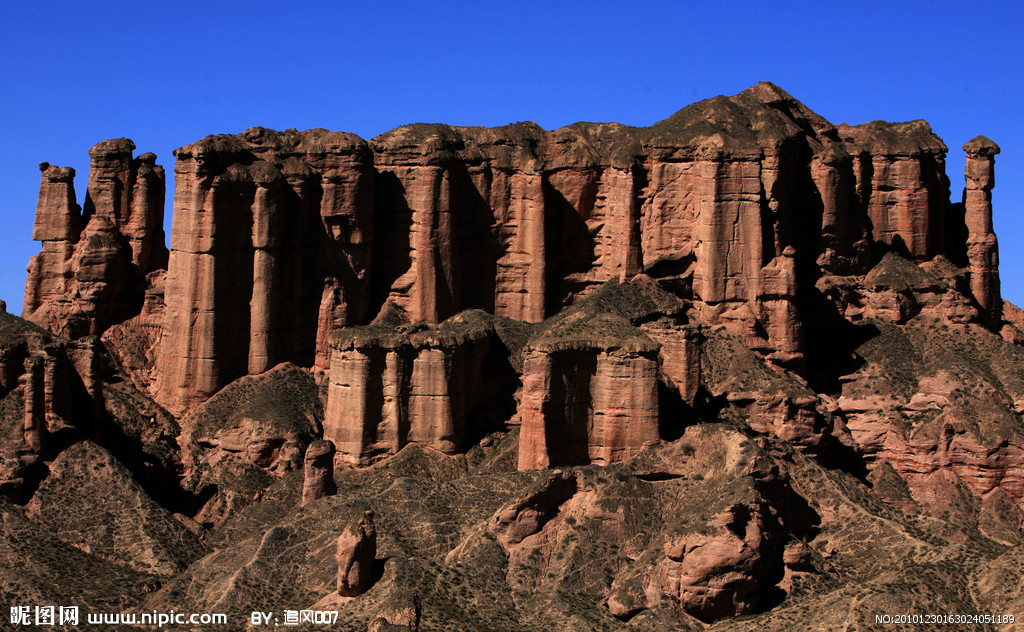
left=5, top=83, right=1024, bottom=630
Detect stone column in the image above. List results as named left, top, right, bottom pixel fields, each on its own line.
left=963, top=136, right=1001, bottom=325
left=301, top=439, right=337, bottom=505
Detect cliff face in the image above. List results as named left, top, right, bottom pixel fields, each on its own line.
left=22, top=82, right=1011, bottom=476
left=24, top=140, right=167, bottom=339
left=325, top=308, right=520, bottom=465
left=68, top=82, right=981, bottom=416
left=154, top=129, right=375, bottom=413
left=16, top=83, right=1024, bottom=627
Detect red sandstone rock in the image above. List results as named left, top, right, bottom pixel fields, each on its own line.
left=963, top=136, right=1001, bottom=325
left=301, top=439, right=337, bottom=505
left=109, top=83, right=1005, bottom=417
left=517, top=312, right=660, bottom=470
left=486, top=472, right=578, bottom=549
left=783, top=540, right=814, bottom=571
left=820, top=252, right=979, bottom=326
left=337, top=510, right=377, bottom=597
left=18, top=87, right=1015, bottom=496
left=369, top=588, right=420, bottom=631
left=21, top=356, right=45, bottom=453
left=658, top=503, right=782, bottom=621
left=11, top=86, right=1024, bottom=629
left=155, top=129, right=374, bottom=415
left=839, top=120, right=949, bottom=260
left=639, top=321, right=702, bottom=402
left=24, top=140, right=167, bottom=339
left=837, top=323, right=1024, bottom=513
left=100, top=269, right=167, bottom=393
left=325, top=308, right=521, bottom=465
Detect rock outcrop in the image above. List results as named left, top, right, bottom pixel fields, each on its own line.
left=838, top=120, right=949, bottom=260
left=24, top=140, right=167, bottom=339
left=819, top=251, right=978, bottom=325
left=517, top=312, right=660, bottom=469
left=963, top=136, right=1001, bottom=325
left=325, top=308, right=522, bottom=465
left=337, top=510, right=377, bottom=597
left=301, top=439, right=337, bottom=505
left=659, top=503, right=783, bottom=621
left=155, top=129, right=375, bottom=414
left=834, top=317, right=1024, bottom=515
left=486, top=471, right=579, bottom=548
left=13, top=85, right=1024, bottom=631
left=0, top=310, right=109, bottom=502
left=24, top=85, right=1006, bottom=430
left=0, top=84, right=949, bottom=417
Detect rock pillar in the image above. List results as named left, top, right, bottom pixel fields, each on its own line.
left=337, top=510, right=377, bottom=597
left=963, top=136, right=1001, bottom=325
left=301, top=439, right=337, bottom=505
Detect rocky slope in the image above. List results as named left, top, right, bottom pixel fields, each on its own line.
left=4, top=83, right=1024, bottom=630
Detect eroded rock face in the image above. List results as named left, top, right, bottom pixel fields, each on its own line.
left=963, top=136, right=1001, bottom=325
left=154, top=129, right=375, bottom=414
left=8, top=83, right=1024, bottom=632
left=369, top=588, right=420, bottom=632
left=337, top=510, right=377, bottom=597
left=838, top=121, right=949, bottom=260
left=819, top=252, right=979, bottom=325
left=176, top=362, right=322, bottom=526
left=835, top=318, right=1024, bottom=515
left=0, top=312, right=107, bottom=503
left=517, top=314, right=660, bottom=469
left=486, top=471, right=579, bottom=549
left=112, top=83, right=997, bottom=417
left=659, top=503, right=783, bottom=622
left=24, top=141, right=167, bottom=339
left=23, top=85, right=1005, bottom=426
left=515, top=278, right=685, bottom=469
left=325, top=308, right=522, bottom=465
left=301, top=439, right=337, bottom=505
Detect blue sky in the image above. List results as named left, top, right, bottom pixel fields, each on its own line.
left=2, top=1, right=1022, bottom=311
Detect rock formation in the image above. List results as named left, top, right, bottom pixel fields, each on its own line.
left=833, top=317, right=1024, bottom=519
left=325, top=307, right=523, bottom=465
left=337, top=510, right=377, bottom=597
left=368, top=588, right=421, bottom=632
left=14, top=83, right=1024, bottom=629
left=486, top=471, right=579, bottom=548
left=154, top=129, right=375, bottom=414
left=517, top=312, right=660, bottom=469
left=301, top=439, right=337, bottom=505
left=24, top=140, right=167, bottom=339
left=659, top=503, right=782, bottom=621
left=838, top=120, right=949, bottom=260
left=24, top=84, right=1007, bottom=429
left=963, top=136, right=1001, bottom=325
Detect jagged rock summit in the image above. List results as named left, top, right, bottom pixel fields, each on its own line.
left=9, top=83, right=1024, bottom=629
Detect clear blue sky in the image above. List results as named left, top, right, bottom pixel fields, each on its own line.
left=2, top=1, right=1021, bottom=312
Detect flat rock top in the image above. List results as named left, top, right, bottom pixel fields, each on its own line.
left=964, top=134, right=1001, bottom=156
left=330, top=308, right=503, bottom=351
left=88, top=137, right=136, bottom=157
left=838, top=119, right=947, bottom=156
left=170, top=81, right=950, bottom=171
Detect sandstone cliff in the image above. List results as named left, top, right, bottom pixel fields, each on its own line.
left=26, top=82, right=998, bottom=418
left=15, top=83, right=1024, bottom=629
left=25, top=140, right=167, bottom=339
left=325, top=307, right=523, bottom=465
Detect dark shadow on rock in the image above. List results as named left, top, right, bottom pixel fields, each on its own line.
left=799, top=290, right=877, bottom=394
left=657, top=380, right=698, bottom=442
